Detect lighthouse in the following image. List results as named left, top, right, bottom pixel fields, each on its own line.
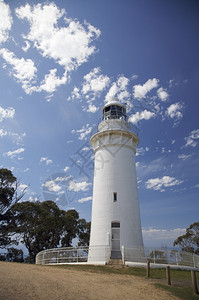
left=88, top=98, right=143, bottom=263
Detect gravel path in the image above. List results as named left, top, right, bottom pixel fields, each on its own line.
left=0, top=262, right=180, bottom=300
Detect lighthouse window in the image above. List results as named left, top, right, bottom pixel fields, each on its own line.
left=113, top=192, right=117, bottom=202
left=111, top=222, right=120, bottom=228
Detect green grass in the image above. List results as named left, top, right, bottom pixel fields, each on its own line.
left=47, top=264, right=199, bottom=299
left=49, top=263, right=196, bottom=279
left=155, top=284, right=199, bottom=300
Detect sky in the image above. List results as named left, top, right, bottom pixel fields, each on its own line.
left=0, top=0, right=199, bottom=249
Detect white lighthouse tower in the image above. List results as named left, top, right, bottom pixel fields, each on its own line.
left=88, top=98, right=143, bottom=263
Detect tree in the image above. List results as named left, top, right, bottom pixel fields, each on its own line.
left=174, top=222, right=199, bottom=254
left=10, top=201, right=80, bottom=263
left=0, top=168, right=26, bottom=248
left=6, top=247, right=24, bottom=262
left=77, top=219, right=91, bottom=246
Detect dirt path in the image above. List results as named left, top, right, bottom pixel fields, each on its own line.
left=0, top=262, right=179, bottom=300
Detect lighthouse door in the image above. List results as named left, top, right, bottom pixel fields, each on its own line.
left=111, top=222, right=121, bottom=259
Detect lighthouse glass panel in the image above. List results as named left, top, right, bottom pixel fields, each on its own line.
left=102, top=105, right=126, bottom=121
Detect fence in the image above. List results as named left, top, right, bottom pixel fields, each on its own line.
left=36, top=246, right=199, bottom=269
left=122, top=247, right=199, bottom=268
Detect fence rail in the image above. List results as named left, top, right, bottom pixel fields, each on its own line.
left=36, top=246, right=199, bottom=269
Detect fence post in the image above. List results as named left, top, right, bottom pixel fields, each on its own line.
left=193, top=254, right=196, bottom=268
left=77, top=248, right=78, bottom=263
left=166, top=266, right=171, bottom=285
left=121, top=245, right=125, bottom=265
left=146, top=259, right=150, bottom=278
left=191, top=270, right=199, bottom=295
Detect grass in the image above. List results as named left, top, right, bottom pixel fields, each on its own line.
left=155, top=284, right=199, bottom=300
left=48, top=264, right=199, bottom=299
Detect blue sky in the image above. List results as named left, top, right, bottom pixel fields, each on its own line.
left=0, top=0, right=199, bottom=248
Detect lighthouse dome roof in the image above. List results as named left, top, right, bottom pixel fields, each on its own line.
left=103, top=97, right=125, bottom=108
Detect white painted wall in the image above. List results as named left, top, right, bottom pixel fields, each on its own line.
left=88, top=119, right=143, bottom=262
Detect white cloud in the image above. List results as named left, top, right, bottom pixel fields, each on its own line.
left=29, top=196, right=39, bottom=202
left=54, top=176, right=72, bottom=182
left=184, top=129, right=199, bottom=148
left=68, top=180, right=91, bottom=192
left=157, top=87, right=168, bottom=101
left=0, top=129, right=26, bottom=144
left=0, top=106, right=15, bottom=122
left=78, top=196, right=92, bottom=203
left=136, top=147, right=150, bottom=156
left=0, top=2, right=13, bottom=44
left=68, top=86, right=81, bottom=101
left=0, top=129, right=7, bottom=137
left=36, top=69, right=68, bottom=93
left=145, top=176, right=183, bottom=192
left=19, top=184, right=28, bottom=192
left=16, top=3, right=100, bottom=72
left=133, top=78, right=159, bottom=99
left=178, top=154, right=192, bottom=160
left=72, top=124, right=92, bottom=140
left=87, top=104, right=98, bottom=113
left=166, top=102, right=183, bottom=121
left=68, top=68, right=110, bottom=112
left=0, top=48, right=37, bottom=94
left=42, top=180, right=61, bottom=192
left=22, top=41, right=31, bottom=52
left=63, top=166, right=69, bottom=172
left=5, top=148, right=25, bottom=158
left=82, top=68, right=110, bottom=96
left=128, top=110, right=155, bottom=124
left=105, top=75, right=130, bottom=103
left=40, top=157, right=53, bottom=165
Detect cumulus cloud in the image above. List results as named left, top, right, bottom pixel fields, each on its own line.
left=42, top=180, right=61, bottom=192
left=15, top=3, right=100, bottom=71
left=37, top=69, right=68, bottom=94
left=105, top=75, right=130, bottom=103
left=0, top=48, right=37, bottom=94
left=166, top=102, right=183, bottom=124
left=18, top=183, right=28, bottom=192
left=0, top=128, right=26, bottom=144
left=0, top=3, right=101, bottom=97
left=5, top=148, right=25, bottom=159
left=184, top=129, right=199, bottom=148
left=0, top=2, right=13, bottom=44
left=68, top=68, right=110, bottom=112
left=157, top=87, right=168, bottom=101
left=22, top=41, right=31, bottom=52
left=0, top=106, right=15, bottom=122
left=82, top=68, right=110, bottom=96
left=136, top=147, right=150, bottom=156
left=40, top=157, right=53, bottom=165
left=63, top=166, right=69, bottom=172
left=68, top=180, right=91, bottom=192
left=0, top=129, right=8, bottom=137
left=87, top=104, right=98, bottom=113
left=77, top=196, right=92, bottom=203
left=72, top=124, right=92, bottom=140
left=128, top=110, right=155, bottom=124
left=133, top=78, right=159, bottom=99
left=178, top=154, right=192, bottom=160
left=145, top=176, right=183, bottom=192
